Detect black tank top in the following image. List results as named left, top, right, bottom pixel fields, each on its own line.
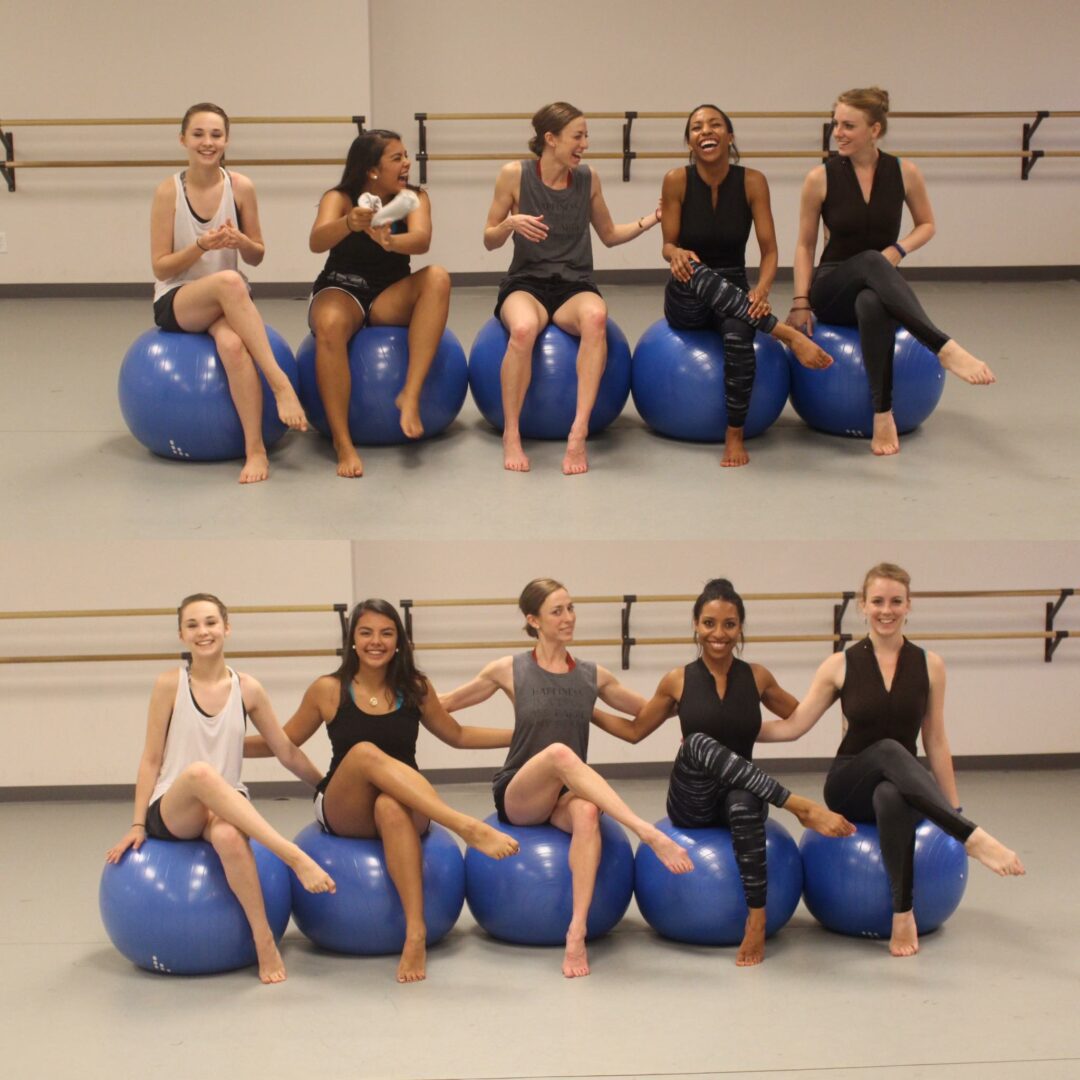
left=819, top=151, right=904, bottom=265
left=837, top=637, right=928, bottom=757
left=677, top=165, right=753, bottom=269
left=677, top=657, right=761, bottom=760
left=318, top=685, right=420, bottom=791
left=323, top=191, right=412, bottom=291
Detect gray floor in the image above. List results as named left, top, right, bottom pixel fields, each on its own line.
left=2, top=281, right=1078, bottom=541
left=2, top=769, right=1076, bottom=1080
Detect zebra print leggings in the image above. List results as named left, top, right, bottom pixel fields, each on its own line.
left=666, top=732, right=792, bottom=909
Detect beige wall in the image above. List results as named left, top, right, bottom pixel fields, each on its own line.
left=3, top=0, right=1077, bottom=283
left=4, top=538, right=1073, bottom=789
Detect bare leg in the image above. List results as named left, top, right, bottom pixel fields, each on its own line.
left=159, top=762, right=334, bottom=893
left=171, top=272, right=307, bottom=430
left=737, top=907, right=767, bottom=967
left=552, top=294, right=608, bottom=476
left=504, top=744, right=692, bottom=873
left=550, top=796, right=601, bottom=978
left=872, top=411, right=901, bottom=456
left=938, top=340, right=996, bottom=385
left=890, top=910, right=919, bottom=957
left=782, top=793, right=856, bottom=837
left=207, top=319, right=269, bottom=483
left=205, top=815, right=285, bottom=983
left=371, top=267, right=452, bottom=439
left=310, top=290, right=365, bottom=477
left=772, top=321, right=833, bottom=369
left=964, top=827, right=1025, bottom=876
left=722, top=426, right=749, bottom=468
left=498, top=292, right=548, bottom=471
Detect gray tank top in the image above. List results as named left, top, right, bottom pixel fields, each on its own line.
left=506, top=160, right=595, bottom=282
left=492, top=651, right=598, bottom=790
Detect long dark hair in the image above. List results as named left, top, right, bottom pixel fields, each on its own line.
left=331, top=599, right=427, bottom=710
left=333, top=129, right=420, bottom=201
left=692, top=578, right=747, bottom=653
left=684, top=104, right=740, bottom=165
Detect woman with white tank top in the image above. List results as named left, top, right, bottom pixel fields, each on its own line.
left=149, top=102, right=308, bottom=484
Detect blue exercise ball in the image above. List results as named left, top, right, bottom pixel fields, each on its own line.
left=468, top=317, right=632, bottom=439
left=634, top=817, right=803, bottom=946
left=631, top=320, right=791, bottom=442
left=99, top=838, right=291, bottom=975
left=295, top=326, right=468, bottom=445
left=788, top=323, right=945, bottom=437
left=465, top=814, right=634, bottom=945
left=118, top=326, right=297, bottom=461
left=290, top=822, right=465, bottom=955
left=800, top=820, right=968, bottom=939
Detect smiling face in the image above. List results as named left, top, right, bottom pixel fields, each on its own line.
left=686, top=107, right=732, bottom=164
left=861, top=576, right=911, bottom=638
left=368, top=138, right=410, bottom=197
left=180, top=111, right=229, bottom=168
left=832, top=102, right=880, bottom=157
left=353, top=609, right=399, bottom=670
left=693, top=599, right=742, bottom=661
left=528, top=588, right=576, bottom=644
left=546, top=117, right=589, bottom=170
left=178, top=599, right=229, bottom=654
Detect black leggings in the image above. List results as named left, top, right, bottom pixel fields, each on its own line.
left=665, top=266, right=775, bottom=429
left=810, top=251, right=951, bottom=413
left=824, top=739, right=976, bottom=912
left=666, top=733, right=792, bottom=909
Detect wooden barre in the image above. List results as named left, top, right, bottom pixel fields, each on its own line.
left=418, top=111, right=1080, bottom=122
left=0, top=116, right=361, bottom=127
left=0, top=648, right=341, bottom=665
left=1, top=158, right=347, bottom=170
left=0, top=605, right=343, bottom=620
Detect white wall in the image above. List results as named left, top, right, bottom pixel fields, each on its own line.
left=4, top=538, right=1073, bottom=789
left=2, top=0, right=1076, bottom=283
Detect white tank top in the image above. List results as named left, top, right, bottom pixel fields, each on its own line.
left=153, top=169, right=245, bottom=302
left=150, top=666, right=249, bottom=804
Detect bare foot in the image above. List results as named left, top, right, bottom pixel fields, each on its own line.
left=938, top=340, right=996, bottom=385
left=255, top=934, right=287, bottom=983
left=563, top=927, right=590, bottom=978
left=396, top=932, right=427, bottom=983
left=460, top=819, right=519, bottom=859
left=736, top=909, right=766, bottom=967
left=562, top=435, right=589, bottom=476
left=334, top=443, right=364, bottom=479
left=890, top=911, right=919, bottom=957
left=965, top=827, right=1026, bottom=876
left=788, top=332, right=833, bottom=370
left=289, top=849, right=336, bottom=893
left=642, top=826, right=693, bottom=874
left=239, top=451, right=270, bottom=484
left=503, top=433, right=530, bottom=472
left=395, top=391, right=425, bottom=440
left=871, top=411, right=900, bottom=456
left=721, top=427, right=749, bottom=467
left=273, top=387, right=309, bottom=432
left=787, top=795, right=856, bottom=837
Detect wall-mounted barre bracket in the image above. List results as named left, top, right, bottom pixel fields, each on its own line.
left=833, top=592, right=855, bottom=651
left=400, top=599, right=414, bottom=645
left=1, top=127, right=14, bottom=192
left=352, top=116, right=366, bottom=136
left=622, top=112, right=637, bottom=181
left=415, top=114, right=429, bottom=184
left=620, top=594, right=637, bottom=669
left=1045, top=588, right=1073, bottom=661
left=334, top=602, right=349, bottom=654
left=1022, top=111, right=1049, bottom=180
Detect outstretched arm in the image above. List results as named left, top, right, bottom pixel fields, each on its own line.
left=757, top=652, right=843, bottom=742
left=595, top=665, right=648, bottom=716
left=420, top=678, right=514, bottom=749
left=755, top=664, right=799, bottom=720
left=590, top=170, right=661, bottom=248
left=244, top=677, right=329, bottom=758
left=440, top=656, right=515, bottom=712
left=920, top=651, right=961, bottom=807
left=243, top=675, right=324, bottom=788
left=592, top=668, right=680, bottom=744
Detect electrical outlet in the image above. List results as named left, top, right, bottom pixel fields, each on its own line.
left=0, top=233, right=7, bottom=253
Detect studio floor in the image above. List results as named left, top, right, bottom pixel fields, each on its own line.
left=2, top=768, right=1077, bottom=1080
left=2, top=279, right=1078, bottom=542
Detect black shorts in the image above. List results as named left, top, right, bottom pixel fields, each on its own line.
left=309, top=269, right=401, bottom=327
left=492, top=774, right=568, bottom=825
left=152, top=287, right=185, bottom=333
left=494, top=275, right=601, bottom=322
left=145, top=796, right=181, bottom=841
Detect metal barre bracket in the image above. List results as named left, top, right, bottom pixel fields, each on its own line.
left=1, top=127, right=14, bottom=192
left=620, top=594, right=637, bottom=669
left=1045, top=588, right=1073, bottom=661
left=401, top=600, right=414, bottom=645
left=415, top=114, right=428, bottom=184
left=832, top=592, right=855, bottom=651
left=1022, top=111, right=1049, bottom=180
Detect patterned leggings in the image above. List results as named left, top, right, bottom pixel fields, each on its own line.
left=666, top=732, right=792, bottom=908
left=664, top=265, right=778, bottom=429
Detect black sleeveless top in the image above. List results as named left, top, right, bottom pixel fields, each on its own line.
left=819, top=151, right=904, bottom=265
left=677, top=657, right=762, bottom=760
left=322, top=191, right=412, bottom=292
left=837, top=637, right=928, bottom=758
left=318, top=685, right=420, bottom=792
left=677, top=165, right=753, bottom=270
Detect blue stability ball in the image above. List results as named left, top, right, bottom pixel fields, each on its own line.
left=290, top=822, right=465, bottom=955
left=634, top=817, right=803, bottom=946
left=788, top=323, right=945, bottom=437
left=630, top=320, right=791, bottom=442
left=800, top=820, right=968, bottom=939
left=467, top=318, right=632, bottom=440
left=295, top=326, right=468, bottom=446
left=118, top=326, right=297, bottom=461
left=99, top=838, right=291, bottom=975
left=465, top=814, right=634, bottom=945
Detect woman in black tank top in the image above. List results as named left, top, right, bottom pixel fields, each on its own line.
left=244, top=599, right=520, bottom=983
left=758, top=562, right=1025, bottom=957
left=788, top=87, right=997, bottom=456
left=307, top=130, right=452, bottom=477
left=594, top=579, right=854, bottom=966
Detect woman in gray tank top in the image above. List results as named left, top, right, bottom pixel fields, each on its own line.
left=482, top=103, right=662, bottom=476
left=441, top=578, right=693, bottom=978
